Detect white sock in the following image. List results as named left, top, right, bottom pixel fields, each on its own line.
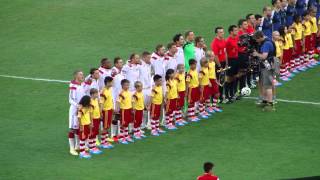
left=69, top=138, right=75, bottom=150
left=74, top=135, right=79, bottom=149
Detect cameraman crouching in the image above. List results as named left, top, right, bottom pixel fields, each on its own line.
left=252, top=31, right=276, bottom=111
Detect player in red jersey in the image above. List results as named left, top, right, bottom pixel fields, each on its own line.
left=197, top=162, right=219, bottom=180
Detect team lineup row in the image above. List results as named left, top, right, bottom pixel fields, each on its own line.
left=67, top=0, right=320, bottom=161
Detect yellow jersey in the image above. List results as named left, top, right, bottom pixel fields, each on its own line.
left=117, top=90, right=132, bottom=109
left=292, top=22, right=303, bottom=40
left=132, top=91, right=144, bottom=110
left=151, top=85, right=163, bottom=105
left=91, top=98, right=101, bottom=119
left=186, top=69, right=199, bottom=88
left=208, top=61, right=216, bottom=79
left=166, top=79, right=178, bottom=100
left=311, top=17, right=318, bottom=33
left=78, top=106, right=92, bottom=126
left=175, top=73, right=186, bottom=92
left=199, top=67, right=210, bottom=86
left=100, top=87, right=113, bottom=111
left=282, top=36, right=290, bottom=50
left=303, top=21, right=312, bottom=36
left=275, top=40, right=283, bottom=58
left=286, top=33, right=294, bottom=48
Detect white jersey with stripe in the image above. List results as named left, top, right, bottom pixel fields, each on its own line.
left=195, top=47, right=205, bottom=71
left=151, top=52, right=165, bottom=77
left=98, top=66, right=112, bottom=90
left=122, top=62, right=141, bottom=91
left=139, top=60, right=153, bottom=90
left=176, top=46, right=185, bottom=66
left=69, top=80, right=85, bottom=107
left=164, top=52, right=177, bottom=71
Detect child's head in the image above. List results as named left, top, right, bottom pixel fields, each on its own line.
left=165, top=69, right=175, bottom=81
left=153, top=74, right=162, bottom=86
left=293, top=14, right=302, bottom=23
left=73, top=70, right=84, bottom=82
left=142, top=51, right=151, bottom=64
left=302, top=11, right=311, bottom=21
left=189, top=59, right=197, bottom=70
left=104, top=76, right=113, bottom=88
left=121, top=79, right=130, bottom=90
left=100, top=58, right=112, bottom=69
left=309, top=8, right=317, bottom=17
left=203, top=162, right=214, bottom=173
left=272, top=31, right=280, bottom=41
left=79, top=95, right=91, bottom=108
left=200, top=58, right=209, bottom=68
left=90, top=88, right=99, bottom=99
left=134, top=81, right=143, bottom=92
left=206, top=50, right=215, bottom=61
left=177, top=64, right=185, bottom=73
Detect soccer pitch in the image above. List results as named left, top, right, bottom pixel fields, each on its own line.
left=1, top=0, right=320, bottom=179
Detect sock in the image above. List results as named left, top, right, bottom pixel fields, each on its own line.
left=187, top=104, right=195, bottom=118
left=199, top=102, right=205, bottom=114
left=101, top=132, right=107, bottom=144
left=68, top=132, right=75, bottom=150
left=206, top=99, right=212, bottom=109
left=169, top=113, right=174, bottom=126
left=239, top=76, right=246, bottom=90
left=151, top=119, right=156, bottom=131
left=79, top=140, right=85, bottom=153
left=212, top=98, right=218, bottom=108
left=74, top=134, right=79, bottom=149
left=165, top=113, right=170, bottom=126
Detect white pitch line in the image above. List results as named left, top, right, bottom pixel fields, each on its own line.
left=0, top=74, right=69, bottom=83
left=243, top=96, right=320, bottom=106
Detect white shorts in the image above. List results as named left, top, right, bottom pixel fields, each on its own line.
left=69, top=106, right=79, bottom=129
left=143, top=88, right=152, bottom=107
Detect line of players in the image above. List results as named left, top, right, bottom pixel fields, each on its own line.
left=67, top=0, right=320, bottom=159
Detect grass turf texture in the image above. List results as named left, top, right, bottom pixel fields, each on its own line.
left=1, top=0, right=320, bottom=179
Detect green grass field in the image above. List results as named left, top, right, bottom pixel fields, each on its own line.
left=1, top=0, right=320, bottom=179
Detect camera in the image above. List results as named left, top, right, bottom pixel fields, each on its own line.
left=238, top=34, right=260, bottom=73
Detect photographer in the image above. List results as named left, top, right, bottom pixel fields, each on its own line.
left=252, top=31, right=277, bottom=111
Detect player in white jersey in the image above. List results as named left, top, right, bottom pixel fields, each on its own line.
left=195, top=36, right=206, bottom=71
left=139, top=51, right=154, bottom=129
left=151, top=44, right=166, bottom=78
left=121, top=53, right=141, bottom=92
left=111, top=57, right=124, bottom=138
left=173, top=33, right=185, bottom=66
left=98, top=58, right=112, bottom=91
left=84, top=68, right=101, bottom=95
left=164, top=42, right=178, bottom=71
left=68, top=70, right=85, bottom=156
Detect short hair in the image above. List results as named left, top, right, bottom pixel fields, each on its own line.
left=89, top=68, right=98, bottom=75
left=155, top=44, right=164, bottom=52
left=184, top=30, right=193, bottom=38
left=253, top=30, right=265, bottom=39
left=104, top=76, right=113, bottom=85
left=90, top=88, right=99, bottom=95
left=214, top=27, right=223, bottom=33
left=173, top=33, right=183, bottom=42
left=271, top=0, right=279, bottom=6
left=189, top=58, right=197, bottom=66
left=203, top=162, right=214, bottom=173
left=73, top=70, right=82, bottom=76
left=246, top=13, right=254, bottom=20
left=302, top=11, right=309, bottom=17
left=142, top=51, right=151, bottom=57
left=79, top=95, right=91, bottom=107
left=167, top=42, right=176, bottom=50
left=263, top=6, right=271, bottom=13
left=195, top=36, right=203, bottom=46
left=238, top=19, right=247, bottom=27
left=100, top=58, right=109, bottom=64
left=121, top=79, right=130, bottom=86
left=165, top=69, right=175, bottom=81
left=228, top=25, right=237, bottom=33
left=153, top=74, right=162, bottom=82
left=134, top=81, right=142, bottom=88
left=114, top=57, right=122, bottom=64
left=255, top=14, right=263, bottom=20
left=200, top=58, right=208, bottom=66
left=177, top=64, right=184, bottom=69
left=129, top=53, right=137, bottom=60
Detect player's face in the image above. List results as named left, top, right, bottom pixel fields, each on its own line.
left=272, top=32, right=280, bottom=41
left=178, top=36, right=185, bottom=45
left=76, top=72, right=84, bottom=82
left=170, top=45, right=178, bottom=54
left=217, top=29, right=224, bottom=38
left=158, top=46, right=166, bottom=56
left=248, top=15, right=256, bottom=24
left=132, top=54, right=140, bottom=64
left=106, top=81, right=113, bottom=88
left=92, top=70, right=100, bottom=79
left=136, top=84, right=143, bottom=92
left=143, top=54, right=151, bottom=64
left=190, top=64, right=196, bottom=70
left=241, top=21, right=248, bottom=30
left=281, top=0, right=288, bottom=7
left=178, top=65, right=185, bottom=73
left=289, top=0, right=296, bottom=5
left=116, top=59, right=123, bottom=69
left=103, top=60, right=112, bottom=69
left=198, top=38, right=205, bottom=47
left=188, top=32, right=195, bottom=41
left=256, top=18, right=262, bottom=26
left=155, top=79, right=162, bottom=86
left=232, top=27, right=239, bottom=36
left=266, top=8, right=272, bottom=16
left=274, top=0, right=281, bottom=8
left=92, top=92, right=99, bottom=99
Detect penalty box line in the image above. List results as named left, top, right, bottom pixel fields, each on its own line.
left=1, top=74, right=320, bottom=106
left=243, top=97, right=320, bottom=106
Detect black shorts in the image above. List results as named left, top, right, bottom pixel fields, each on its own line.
left=227, top=58, right=239, bottom=76
left=238, top=52, right=249, bottom=69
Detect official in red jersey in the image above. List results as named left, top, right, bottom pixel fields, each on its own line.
left=211, top=27, right=227, bottom=102
left=225, top=25, right=239, bottom=103
left=197, top=162, right=219, bottom=180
